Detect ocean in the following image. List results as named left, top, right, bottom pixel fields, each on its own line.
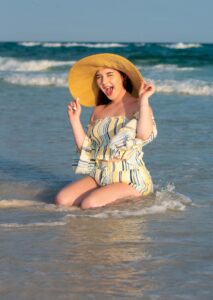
left=0, top=41, right=212, bottom=299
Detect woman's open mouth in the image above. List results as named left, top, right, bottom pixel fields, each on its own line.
left=103, top=86, right=114, bottom=97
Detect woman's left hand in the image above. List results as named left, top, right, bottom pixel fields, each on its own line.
left=138, top=79, right=155, bottom=100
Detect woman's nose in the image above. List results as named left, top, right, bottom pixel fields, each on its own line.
left=101, top=75, right=108, bottom=85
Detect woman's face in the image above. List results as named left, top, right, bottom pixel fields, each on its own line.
left=95, top=68, right=126, bottom=101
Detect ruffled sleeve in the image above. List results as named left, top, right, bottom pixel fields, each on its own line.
left=109, top=113, right=157, bottom=166
left=74, top=124, right=96, bottom=174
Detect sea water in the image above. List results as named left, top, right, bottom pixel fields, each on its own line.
left=0, top=42, right=213, bottom=299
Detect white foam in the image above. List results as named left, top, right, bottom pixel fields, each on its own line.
left=65, top=184, right=193, bottom=219
left=0, top=184, right=193, bottom=227
left=0, top=199, right=59, bottom=210
left=149, top=64, right=195, bottom=72
left=4, top=72, right=213, bottom=95
left=0, top=199, right=42, bottom=208
left=0, top=221, right=67, bottom=228
left=41, top=42, right=126, bottom=48
left=42, top=42, right=65, bottom=48
left=4, top=74, right=67, bottom=87
left=0, top=56, right=74, bottom=72
left=163, top=42, right=202, bottom=49
left=18, top=42, right=41, bottom=47
left=19, top=42, right=126, bottom=48
left=155, top=79, right=213, bottom=96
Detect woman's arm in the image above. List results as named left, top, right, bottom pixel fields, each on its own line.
left=67, top=98, right=86, bottom=151
left=136, top=80, right=155, bottom=140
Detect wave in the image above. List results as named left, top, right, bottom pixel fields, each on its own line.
left=18, top=42, right=126, bottom=48
left=0, top=199, right=43, bottom=208
left=44, top=42, right=126, bottom=48
left=0, top=199, right=79, bottom=212
left=163, top=42, right=202, bottom=49
left=0, top=184, right=194, bottom=229
left=0, top=221, right=67, bottom=228
left=0, top=199, right=56, bottom=209
left=3, top=74, right=67, bottom=87
left=83, top=184, right=194, bottom=218
left=146, top=64, right=196, bottom=72
left=0, top=57, right=74, bottom=72
left=4, top=74, right=213, bottom=96
left=155, top=79, right=213, bottom=96
left=18, top=42, right=41, bottom=47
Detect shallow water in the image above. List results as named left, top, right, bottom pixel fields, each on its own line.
left=0, top=42, right=213, bottom=299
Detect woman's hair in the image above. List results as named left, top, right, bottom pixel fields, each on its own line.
left=96, top=71, right=133, bottom=106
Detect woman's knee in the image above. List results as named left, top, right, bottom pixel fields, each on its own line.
left=55, top=191, right=69, bottom=206
left=80, top=195, right=98, bottom=210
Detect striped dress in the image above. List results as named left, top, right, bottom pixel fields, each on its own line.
left=74, top=112, right=157, bottom=195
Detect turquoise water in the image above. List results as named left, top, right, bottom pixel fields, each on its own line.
left=0, top=42, right=213, bottom=299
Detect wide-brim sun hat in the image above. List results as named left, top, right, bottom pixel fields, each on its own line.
left=68, top=53, right=143, bottom=107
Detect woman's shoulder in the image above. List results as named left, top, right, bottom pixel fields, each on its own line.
left=90, top=105, right=106, bottom=123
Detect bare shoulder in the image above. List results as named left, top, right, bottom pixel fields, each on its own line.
left=89, top=105, right=106, bottom=123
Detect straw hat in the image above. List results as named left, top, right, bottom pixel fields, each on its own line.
left=68, top=53, right=143, bottom=107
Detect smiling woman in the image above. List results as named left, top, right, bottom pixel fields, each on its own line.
left=55, top=53, right=157, bottom=209
left=95, top=69, right=133, bottom=105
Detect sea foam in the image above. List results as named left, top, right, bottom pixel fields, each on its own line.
left=18, top=42, right=41, bottom=47
left=0, top=221, right=67, bottom=228
left=149, top=64, right=196, bottom=72
left=155, top=79, right=213, bottom=96
left=62, top=184, right=193, bottom=220
left=163, top=42, right=202, bottom=49
left=64, top=42, right=126, bottom=48
left=4, top=74, right=213, bottom=96
left=0, top=184, right=193, bottom=229
left=0, top=56, right=74, bottom=72
left=4, top=74, right=67, bottom=87
left=19, top=42, right=126, bottom=48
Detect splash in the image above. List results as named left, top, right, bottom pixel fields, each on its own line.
left=0, top=184, right=193, bottom=230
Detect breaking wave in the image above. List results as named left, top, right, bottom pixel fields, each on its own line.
left=162, top=42, right=202, bottom=49
left=155, top=79, right=213, bottom=96
left=18, top=42, right=126, bottom=48
left=0, top=56, right=74, bottom=72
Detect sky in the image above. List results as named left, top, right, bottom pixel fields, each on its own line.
left=0, top=0, right=212, bottom=43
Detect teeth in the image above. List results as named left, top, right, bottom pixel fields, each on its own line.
left=106, top=87, right=113, bottom=92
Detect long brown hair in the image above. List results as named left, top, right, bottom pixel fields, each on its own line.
left=96, top=71, right=133, bottom=106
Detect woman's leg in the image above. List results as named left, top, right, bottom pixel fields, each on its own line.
left=55, top=176, right=99, bottom=207
left=80, top=182, right=141, bottom=209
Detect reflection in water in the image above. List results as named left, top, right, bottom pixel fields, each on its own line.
left=1, top=216, right=158, bottom=298
left=58, top=217, right=157, bottom=297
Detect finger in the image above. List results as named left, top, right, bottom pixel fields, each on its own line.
left=67, top=103, right=72, bottom=110
left=68, top=103, right=76, bottom=112
left=68, top=102, right=74, bottom=109
left=145, top=82, right=154, bottom=90
left=75, top=98, right=81, bottom=108
left=140, top=79, right=145, bottom=89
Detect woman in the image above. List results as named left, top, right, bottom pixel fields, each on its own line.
left=55, top=53, right=157, bottom=209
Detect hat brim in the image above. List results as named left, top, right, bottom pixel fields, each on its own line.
left=68, top=53, right=143, bottom=107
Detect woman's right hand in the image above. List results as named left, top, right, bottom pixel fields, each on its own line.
left=67, top=98, right=82, bottom=123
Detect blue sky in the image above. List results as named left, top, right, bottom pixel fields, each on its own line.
left=0, top=0, right=212, bottom=43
